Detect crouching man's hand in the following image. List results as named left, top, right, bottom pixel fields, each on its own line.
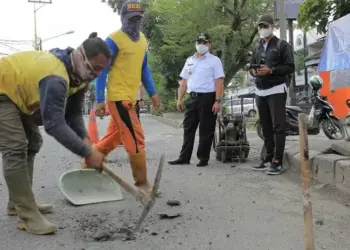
left=85, top=147, right=104, bottom=169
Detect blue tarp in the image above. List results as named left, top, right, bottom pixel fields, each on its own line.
left=318, top=14, right=350, bottom=89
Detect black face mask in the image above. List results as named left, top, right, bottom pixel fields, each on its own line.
left=121, top=15, right=142, bottom=41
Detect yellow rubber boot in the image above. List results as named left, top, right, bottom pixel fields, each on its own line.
left=4, top=168, right=56, bottom=235
left=129, top=151, right=161, bottom=196
left=7, top=153, right=52, bottom=216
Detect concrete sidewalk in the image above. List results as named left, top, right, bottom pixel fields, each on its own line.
left=151, top=112, right=350, bottom=195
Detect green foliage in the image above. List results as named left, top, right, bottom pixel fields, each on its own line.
left=164, top=99, right=178, bottom=112
left=298, top=0, right=350, bottom=33
left=145, top=0, right=275, bottom=88
left=227, top=71, right=247, bottom=88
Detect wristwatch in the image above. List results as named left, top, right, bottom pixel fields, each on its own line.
left=215, top=98, right=222, bottom=103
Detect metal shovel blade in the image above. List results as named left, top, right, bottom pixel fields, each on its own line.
left=132, top=153, right=165, bottom=234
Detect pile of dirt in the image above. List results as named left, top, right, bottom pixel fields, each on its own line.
left=78, top=213, right=135, bottom=242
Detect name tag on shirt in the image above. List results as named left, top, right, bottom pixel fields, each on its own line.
left=187, top=58, right=196, bottom=75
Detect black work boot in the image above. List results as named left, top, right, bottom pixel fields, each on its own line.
left=196, top=160, right=208, bottom=167
left=168, top=159, right=190, bottom=165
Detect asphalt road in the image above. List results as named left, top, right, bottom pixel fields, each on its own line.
left=0, top=115, right=350, bottom=250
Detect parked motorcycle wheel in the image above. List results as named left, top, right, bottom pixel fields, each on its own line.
left=322, top=117, right=345, bottom=140
left=256, top=122, right=264, bottom=140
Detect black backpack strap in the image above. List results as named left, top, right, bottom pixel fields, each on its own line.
left=276, top=39, right=292, bottom=87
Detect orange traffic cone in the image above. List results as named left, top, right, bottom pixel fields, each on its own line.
left=88, top=109, right=99, bottom=144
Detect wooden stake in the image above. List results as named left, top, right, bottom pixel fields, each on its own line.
left=298, top=113, right=315, bottom=250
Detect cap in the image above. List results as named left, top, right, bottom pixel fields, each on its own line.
left=257, top=15, right=274, bottom=26
left=196, top=32, right=211, bottom=42
left=120, top=0, right=144, bottom=19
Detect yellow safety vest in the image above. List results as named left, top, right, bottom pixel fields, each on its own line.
left=107, top=30, right=147, bottom=102
left=0, top=50, right=86, bottom=114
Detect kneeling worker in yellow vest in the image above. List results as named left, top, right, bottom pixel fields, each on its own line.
left=0, top=32, right=110, bottom=235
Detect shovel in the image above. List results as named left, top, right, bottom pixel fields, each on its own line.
left=59, top=153, right=165, bottom=238
left=101, top=153, right=165, bottom=238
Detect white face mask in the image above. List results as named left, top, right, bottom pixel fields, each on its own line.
left=259, top=28, right=273, bottom=38
left=196, top=44, right=209, bottom=55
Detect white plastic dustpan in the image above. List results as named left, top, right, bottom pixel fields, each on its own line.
left=58, top=169, right=123, bottom=206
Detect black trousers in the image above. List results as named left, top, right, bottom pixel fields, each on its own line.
left=179, top=92, right=217, bottom=162
left=255, top=92, right=287, bottom=163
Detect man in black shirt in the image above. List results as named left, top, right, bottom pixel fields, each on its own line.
left=250, top=15, right=295, bottom=175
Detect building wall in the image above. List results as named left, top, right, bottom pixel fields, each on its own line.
left=294, top=28, right=325, bottom=55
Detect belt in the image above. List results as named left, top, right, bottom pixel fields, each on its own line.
left=189, top=92, right=215, bottom=97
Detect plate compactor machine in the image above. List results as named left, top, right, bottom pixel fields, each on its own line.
left=213, top=114, right=250, bottom=163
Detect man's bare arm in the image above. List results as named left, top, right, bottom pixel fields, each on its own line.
left=215, top=78, right=224, bottom=99
left=178, top=79, right=187, bottom=101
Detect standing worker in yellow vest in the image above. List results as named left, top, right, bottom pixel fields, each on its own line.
left=0, top=33, right=110, bottom=235
left=90, top=0, right=160, bottom=196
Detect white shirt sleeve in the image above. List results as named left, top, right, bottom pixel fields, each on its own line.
left=213, top=57, right=225, bottom=79
left=180, top=58, right=189, bottom=80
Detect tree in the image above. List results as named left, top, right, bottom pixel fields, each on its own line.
left=298, top=0, right=350, bottom=33
left=227, top=71, right=247, bottom=88
left=145, top=0, right=275, bottom=88
left=103, top=0, right=274, bottom=90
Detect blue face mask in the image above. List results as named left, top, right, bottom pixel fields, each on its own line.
left=121, top=16, right=142, bottom=42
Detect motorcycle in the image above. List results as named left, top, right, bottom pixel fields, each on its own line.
left=255, top=90, right=345, bottom=140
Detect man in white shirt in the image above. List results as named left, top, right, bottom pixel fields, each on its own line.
left=168, top=32, right=225, bottom=167
left=250, top=15, right=295, bottom=175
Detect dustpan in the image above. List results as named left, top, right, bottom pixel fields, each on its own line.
left=58, top=169, right=123, bottom=206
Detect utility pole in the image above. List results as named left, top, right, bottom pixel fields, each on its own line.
left=303, top=32, right=308, bottom=96
left=288, top=19, right=296, bottom=105
left=277, top=0, right=296, bottom=105
left=33, top=3, right=38, bottom=50
left=277, top=0, right=287, bottom=40
left=28, top=0, right=52, bottom=50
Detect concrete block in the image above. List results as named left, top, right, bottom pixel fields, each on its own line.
left=332, top=142, right=350, bottom=156
left=335, top=160, right=350, bottom=187
left=283, top=147, right=300, bottom=171
left=312, top=154, right=350, bottom=184
left=290, top=150, right=322, bottom=173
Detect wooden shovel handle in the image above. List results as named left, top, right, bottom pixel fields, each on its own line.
left=101, top=163, right=150, bottom=206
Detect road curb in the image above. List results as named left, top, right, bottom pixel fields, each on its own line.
left=283, top=147, right=350, bottom=194
left=149, top=115, right=183, bottom=128
left=150, top=114, right=258, bottom=129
